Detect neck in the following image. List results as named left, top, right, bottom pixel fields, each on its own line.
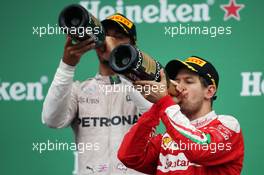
left=186, top=103, right=212, bottom=121
left=99, top=62, right=115, bottom=76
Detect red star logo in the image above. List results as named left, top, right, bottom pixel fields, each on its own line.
left=221, top=0, right=245, bottom=21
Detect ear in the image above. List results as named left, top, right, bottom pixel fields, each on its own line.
left=205, top=85, right=216, bottom=100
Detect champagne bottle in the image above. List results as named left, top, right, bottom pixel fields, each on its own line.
left=58, top=4, right=105, bottom=47
left=109, top=44, right=163, bottom=82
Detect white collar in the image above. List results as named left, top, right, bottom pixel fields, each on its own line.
left=190, top=111, right=217, bottom=128
left=94, top=73, right=122, bottom=85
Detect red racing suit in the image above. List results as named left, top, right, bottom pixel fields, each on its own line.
left=118, top=95, right=244, bottom=175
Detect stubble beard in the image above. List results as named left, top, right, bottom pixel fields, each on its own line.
left=100, top=59, right=109, bottom=65
left=180, top=98, right=203, bottom=119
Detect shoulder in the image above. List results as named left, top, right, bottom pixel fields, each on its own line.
left=73, top=77, right=95, bottom=86
left=217, top=115, right=241, bottom=133
left=72, top=78, right=96, bottom=91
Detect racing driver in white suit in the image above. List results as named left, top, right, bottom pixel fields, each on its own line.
left=41, top=13, right=151, bottom=175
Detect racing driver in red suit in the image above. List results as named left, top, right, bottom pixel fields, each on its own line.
left=118, top=56, right=244, bottom=175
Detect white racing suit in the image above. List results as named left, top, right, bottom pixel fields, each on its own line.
left=42, top=60, right=152, bottom=175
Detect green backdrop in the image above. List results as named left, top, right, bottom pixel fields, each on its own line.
left=0, top=0, right=263, bottom=174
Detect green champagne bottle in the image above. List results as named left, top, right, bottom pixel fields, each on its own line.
left=58, top=4, right=105, bottom=47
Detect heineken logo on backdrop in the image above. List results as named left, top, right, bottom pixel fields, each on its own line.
left=80, top=0, right=211, bottom=23
left=221, top=0, right=245, bottom=21
left=241, top=72, right=264, bottom=96
left=79, top=0, right=245, bottom=23
left=0, top=76, right=48, bottom=101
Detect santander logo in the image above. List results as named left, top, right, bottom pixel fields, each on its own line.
left=158, top=153, right=190, bottom=172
